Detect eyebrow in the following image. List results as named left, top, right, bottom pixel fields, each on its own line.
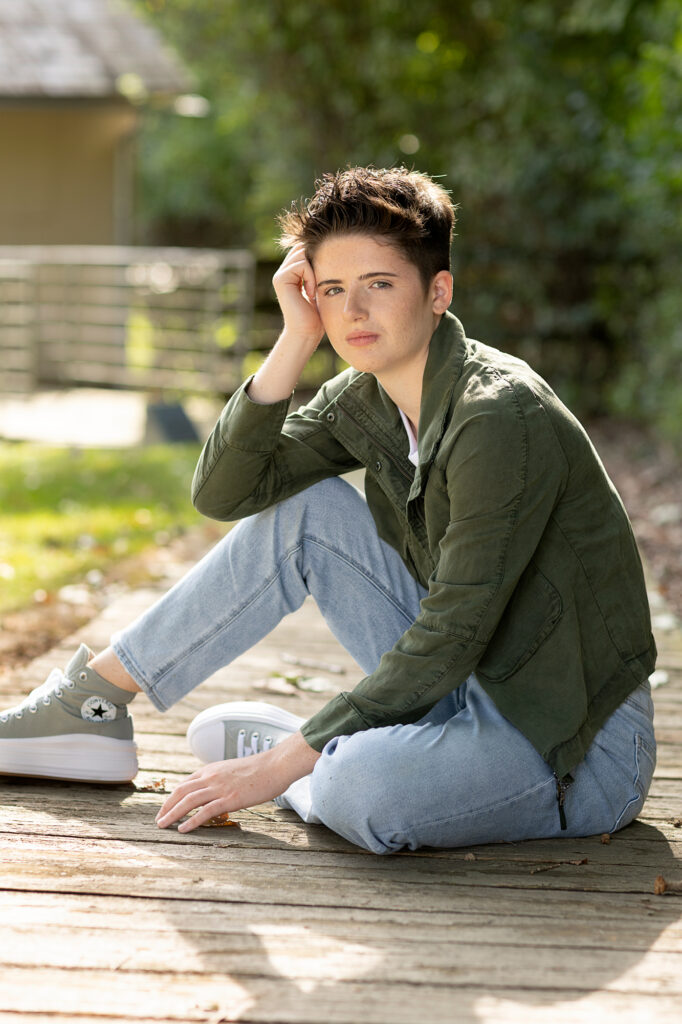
left=316, top=271, right=400, bottom=288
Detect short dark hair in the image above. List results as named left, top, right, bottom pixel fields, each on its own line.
left=278, top=166, right=456, bottom=289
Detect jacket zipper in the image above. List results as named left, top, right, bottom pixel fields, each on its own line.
left=554, top=773, right=574, bottom=831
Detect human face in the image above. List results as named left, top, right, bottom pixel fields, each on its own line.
left=312, top=233, right=451, bottom=383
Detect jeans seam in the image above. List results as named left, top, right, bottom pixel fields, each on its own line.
left=384, top=773, right=555, bottom=840
left=612, top=732, right=652, bottom=832
left=304, top=533, right=421, bottom=622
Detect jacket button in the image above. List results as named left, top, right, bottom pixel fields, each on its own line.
left=326, top=411, right=335, bottom=423
left=375, top=459, right=382, bottom=471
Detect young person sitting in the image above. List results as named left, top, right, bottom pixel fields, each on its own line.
left=0, top=167, right=657, bottom=854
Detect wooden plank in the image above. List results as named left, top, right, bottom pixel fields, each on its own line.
left=1, top=919, right=681, bottom=990
left=1, top=967, right=681, bottom=1023
left=0, top=561, right=679, bottom=1023
left=1, top=888, right=680, bottom=940
left=0, top=833, right=678, bottom=902
left=0, top=996, right=679, bottom=1024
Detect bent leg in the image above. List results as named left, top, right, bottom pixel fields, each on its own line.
left=306, top=676, right=655, bottom=854
left=112, top=478, right=426, bottom=711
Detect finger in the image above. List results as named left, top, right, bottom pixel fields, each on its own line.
left=302, top=265, right=317, bottom=300
left=277, top=247, right=316, bottom=288
left=155, top=773, right=202, bottom=822
left=177, top=798, right=231, bottom=834
left=276, top=256, right=311, bottom=286
left=283, top=242, right=307, bottom=261
left=156, top=784, right=214, bottom=829
left=286, top=256, right=316, bottom=300
left=276, top=246, right=307, bottom=277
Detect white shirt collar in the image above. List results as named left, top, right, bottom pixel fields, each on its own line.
left=398, top=407, right=419, bottom=467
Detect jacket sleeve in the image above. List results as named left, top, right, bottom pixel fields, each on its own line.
left=191, top=375, right=361, bottom=521
left=301, top=376, right=569, bottom=750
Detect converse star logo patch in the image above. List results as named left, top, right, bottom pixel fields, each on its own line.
left=81, top=696, right=117, bottom=722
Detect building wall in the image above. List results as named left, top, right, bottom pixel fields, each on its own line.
left=0, top=105, right=137, bottom=244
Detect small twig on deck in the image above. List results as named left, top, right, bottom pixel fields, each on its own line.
left=654, top=875, right=682, bottom=895
left=529, top=857, right=588, bottom=875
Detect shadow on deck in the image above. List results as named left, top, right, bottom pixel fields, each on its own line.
left=1, top=567, right=681, bottom=1023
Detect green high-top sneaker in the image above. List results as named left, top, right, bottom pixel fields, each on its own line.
left=0, top=644, right=138, bottom=782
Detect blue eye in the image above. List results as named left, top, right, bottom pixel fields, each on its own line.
left=371, top=280, right=392, bottom=289
left=324, top=286, right=343, bottom=296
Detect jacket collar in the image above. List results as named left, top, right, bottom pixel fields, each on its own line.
left=398, top=311, right=467, bottom=499
left=416, top=311, right=467, bottom=465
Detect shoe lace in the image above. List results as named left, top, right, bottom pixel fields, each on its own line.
left=236, top=729, right=274, bottom=757
left=0, top=668, right=75, bottom=723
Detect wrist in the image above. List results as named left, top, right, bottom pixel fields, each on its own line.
left=268, top=730, right=321, bottom=788
left=277, top=325, right=324, bottom=351
left=247, top=328, right=322, bottom=405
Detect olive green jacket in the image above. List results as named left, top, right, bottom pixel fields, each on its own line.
left=192, top=312, right=656, bottom=779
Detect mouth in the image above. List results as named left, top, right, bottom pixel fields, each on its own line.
left=345, top=331, right=379, bottom=347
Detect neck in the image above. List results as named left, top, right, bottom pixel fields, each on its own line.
left=373, top=312, right=443, bottom=435
left=375, top=351, right=428, bottom=436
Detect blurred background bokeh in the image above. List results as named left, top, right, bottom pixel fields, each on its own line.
left=131, top=0, right=682, bottom=439
left=2, top=0, right=681, bottom=434
left=0, top=0, right=680, bottom=637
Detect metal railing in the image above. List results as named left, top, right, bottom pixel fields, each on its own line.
left=0, top=246, right=255, bottom=395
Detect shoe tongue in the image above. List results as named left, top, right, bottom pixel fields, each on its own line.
left=65, top=644, right=94, bottom=679
left=27, top=668, right=64, bottom=702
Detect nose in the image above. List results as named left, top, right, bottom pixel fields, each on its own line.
left=342, top=284, right=368, bottom=322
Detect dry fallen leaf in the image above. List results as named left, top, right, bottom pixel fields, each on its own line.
left=136, top=778, right=169, bottom=794
left=654, top=875, right=682, bottom=895
left=201, top=812, right=241, bottom=829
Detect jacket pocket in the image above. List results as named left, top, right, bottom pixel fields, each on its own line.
left=477, top=562, right=563, bottom=683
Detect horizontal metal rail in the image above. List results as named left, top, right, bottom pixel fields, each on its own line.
left=0, top=246, right=255, bottom=395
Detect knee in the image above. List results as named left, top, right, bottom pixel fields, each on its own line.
left=309, top=733, right=399, bottom=855
left=231, top=478, right=351, bottom=544
left=265, top=478, right=367, bottom=561
left=278, top=478, right=361, bottom=526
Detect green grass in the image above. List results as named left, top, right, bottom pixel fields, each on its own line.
left=0, top=442, right=208, bottom=615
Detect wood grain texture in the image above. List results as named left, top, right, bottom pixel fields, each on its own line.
left=1, top=583, right=681, bottom=1023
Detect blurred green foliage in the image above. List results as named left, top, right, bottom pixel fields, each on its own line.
left=133, top=0, right=682, bottom=442
left=0, top=444, right=204, bottom=613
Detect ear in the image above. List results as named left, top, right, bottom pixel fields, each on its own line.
left=431, top=271, right=453, bottom=314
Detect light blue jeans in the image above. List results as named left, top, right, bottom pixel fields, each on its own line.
left=113, top=478, right=656, bottom=855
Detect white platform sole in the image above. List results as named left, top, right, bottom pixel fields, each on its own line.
left=0, top=734, right=138, bottom=782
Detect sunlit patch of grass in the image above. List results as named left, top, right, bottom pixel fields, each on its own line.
left=0, top=443, right=208, bottom=614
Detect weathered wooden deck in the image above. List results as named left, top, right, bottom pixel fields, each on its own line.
left=1, top=564, right=681, bottom=1023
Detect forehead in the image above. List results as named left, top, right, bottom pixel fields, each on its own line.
left=312, top=232, right=413, bottom=275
